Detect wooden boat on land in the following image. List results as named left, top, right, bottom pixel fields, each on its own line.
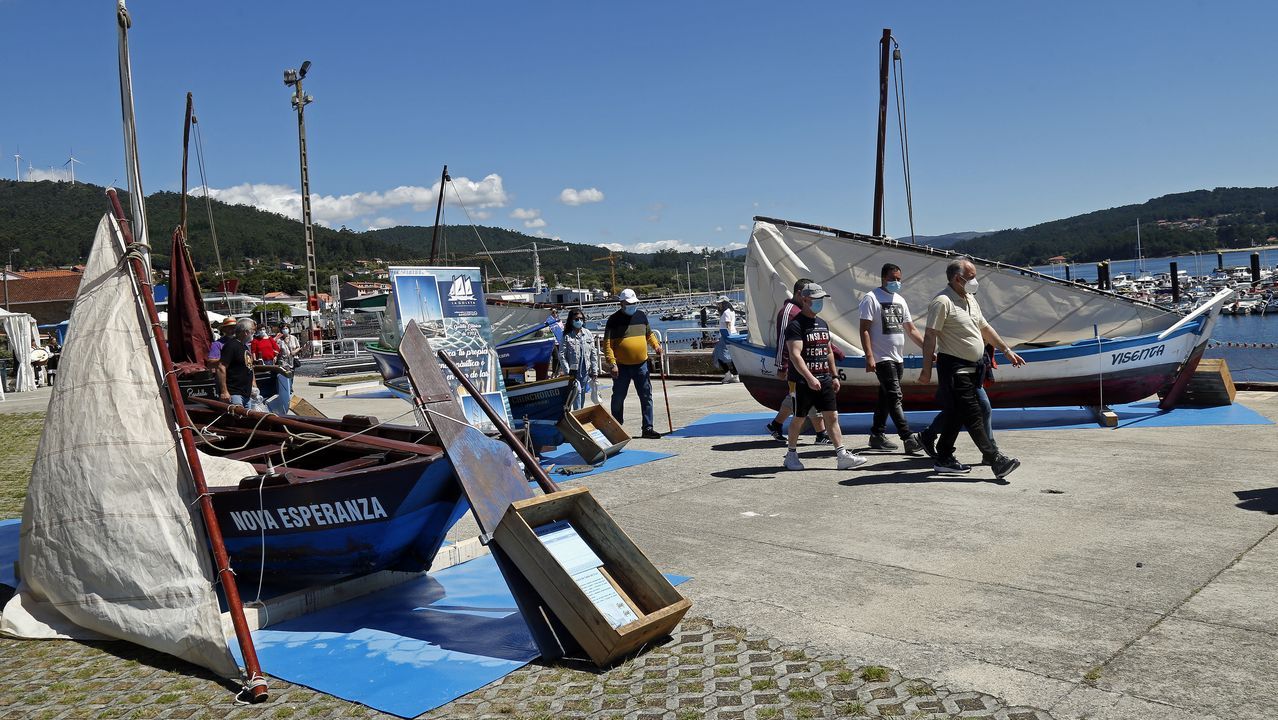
left=728, top=217, right=1233, bottom=412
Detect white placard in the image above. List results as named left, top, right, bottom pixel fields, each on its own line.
left=535, top=521, right=639, bottom=629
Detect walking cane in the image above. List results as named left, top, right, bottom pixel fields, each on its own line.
left=657, top=351, right=673, bottom=433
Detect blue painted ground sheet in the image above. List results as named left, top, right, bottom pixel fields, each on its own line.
left=670, top=401, right=1272, bottom=438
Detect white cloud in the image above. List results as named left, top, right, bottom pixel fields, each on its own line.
left=559, top=187, right=604, bottom=206
left=595, top=239, right=746, bottom=254
left=368, top=217, right=399, bottom=230
left=715, top=226, right=724, bottom=233
left=738, top=224, right=749, bottom=231
left=25, top=167, right=67, bottom=182
left=203, top=173, right=508, bottom=227
left=509, top=207, right=545, bottom=228
left=533, top=230, right=561, bottom=240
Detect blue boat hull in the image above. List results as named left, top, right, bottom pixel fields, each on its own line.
left=385, top=374, right=573, bottom=449
left=211, top=453, right=466, bottom=586
left=495, top=336, right=557, bottom=369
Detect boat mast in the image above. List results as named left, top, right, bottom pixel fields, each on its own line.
left=429, top=164, right=449, bottom=264
left=1136, top=218, right=1143, bottom=272
left=180, top=92, right=192, bottom=236
left=872, top=28, right=892, bottom=238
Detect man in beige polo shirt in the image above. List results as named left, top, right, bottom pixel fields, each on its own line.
left=918, top=257, right=1024, bottom=479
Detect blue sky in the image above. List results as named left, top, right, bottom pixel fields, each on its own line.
left=3, top=1, right=1276, bottom=254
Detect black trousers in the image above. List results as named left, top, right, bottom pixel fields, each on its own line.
left=935, top=353, right=999, bottom=460
left=871, top=360, right=910, bottom=437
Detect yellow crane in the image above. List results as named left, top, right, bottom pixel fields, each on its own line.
left=593, top=251, right=619, bottom=295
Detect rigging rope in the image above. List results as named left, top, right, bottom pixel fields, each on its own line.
left=890, top=36, right=917, bottom=244
left=448, top=181, right=515, bottom=290
left=191, top=113, right=228, bottom=299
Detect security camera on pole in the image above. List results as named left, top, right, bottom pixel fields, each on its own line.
left=284, top=60, right=321, bottom=356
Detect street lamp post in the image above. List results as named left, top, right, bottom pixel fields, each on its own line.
left=686, top=262, right=692, bottom=297
left=284, top=60, right=320, bottom=356
left=4, top=248, right=19, bottom=311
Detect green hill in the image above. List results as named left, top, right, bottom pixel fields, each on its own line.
left=951, top=187, right=1278, bottom=265
left=0, top=180, right=744, bottom=295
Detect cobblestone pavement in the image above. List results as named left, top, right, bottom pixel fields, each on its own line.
left=0, top=615, right=1055, bottom=719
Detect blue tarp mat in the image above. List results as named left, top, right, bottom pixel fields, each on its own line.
left=670, top=401, right=1272, bottom=438
left=1, top=518, right=20, bottom=590
left=539, top=444, right=674, bottom=479
left=231, top=552, right=690, bottom=718
left=232, top=552, right=538, bottom=718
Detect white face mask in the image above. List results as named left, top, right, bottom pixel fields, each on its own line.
left=964, top=277, right=980, bottom=294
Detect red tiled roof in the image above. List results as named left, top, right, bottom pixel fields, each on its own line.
left=5, top=275, right=83, bottom=304
left=13, top=269, right=82, bottom=280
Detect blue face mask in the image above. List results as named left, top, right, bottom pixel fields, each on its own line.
left=623, top=304, right=638, bottom=316
left=810, top=299, right=824, bottom=314
left=885, top=280, right=902, bottom=294
left=572, top=319, right=583, bottom=329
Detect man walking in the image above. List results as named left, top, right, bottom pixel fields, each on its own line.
left=859, top=263, right=925, bottom=454
left=603, top=288, right=663, bottom=439
left=782, top=283, right=865, bottom=472
left=765, top=278, right=832, bottom=445
left=713, top=295, right=738, bottom=383
left=214, top=318, right=259, bottom=407
left=918, top=258, right=1023, bottom=479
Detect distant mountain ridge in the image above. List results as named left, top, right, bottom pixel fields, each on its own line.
left=0, top=180, right=744, bottom=292
left=949, top=187, right=1278, bottom=266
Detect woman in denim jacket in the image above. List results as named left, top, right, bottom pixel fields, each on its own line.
left=556, top=307, right=599, bottom=410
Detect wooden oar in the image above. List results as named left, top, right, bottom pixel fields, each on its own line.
left=655, top=352, right=673, bottom=434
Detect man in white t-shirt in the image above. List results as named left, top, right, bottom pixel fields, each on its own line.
left=859, top=263, right=926, bottom=453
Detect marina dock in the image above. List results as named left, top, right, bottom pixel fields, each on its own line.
left=2, top=379, right=1276, bottom=719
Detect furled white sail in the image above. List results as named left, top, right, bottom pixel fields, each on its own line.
left=745, top=219, right=1179, bottom=352
left=1, top=214, right=239, bottom=679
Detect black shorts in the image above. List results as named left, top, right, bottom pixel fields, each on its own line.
left=794, top=376, right=837, bottom=416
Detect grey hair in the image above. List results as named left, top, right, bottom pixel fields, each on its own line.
left=236, top=317, right=257, bottom=335
left=945, top=256, right=975, bottom=282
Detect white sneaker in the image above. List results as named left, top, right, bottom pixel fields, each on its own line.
left=783, top=450, right=804, bottom=471
left=836, top=449, right=867, bottom=470
left=722, top=372, right=734, bottom=384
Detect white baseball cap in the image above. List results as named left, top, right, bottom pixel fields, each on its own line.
left=618, top=288, right=639, bottom=304
left=717, top=295, right=731, bottom=304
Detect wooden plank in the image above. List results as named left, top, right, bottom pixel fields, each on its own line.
left=1088, top=406, right=1118, bottom=427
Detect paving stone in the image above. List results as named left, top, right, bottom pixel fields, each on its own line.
left=1, top=615, right=1055, bottom=719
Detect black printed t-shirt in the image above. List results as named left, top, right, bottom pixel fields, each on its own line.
left=220, top=336, right=254, bottom=396
left=783, top=313, right=832, bottom=382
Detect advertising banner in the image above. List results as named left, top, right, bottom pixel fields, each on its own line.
left=387, top=266, right=512, bottom=433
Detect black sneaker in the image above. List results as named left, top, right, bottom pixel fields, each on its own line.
left=990, top=454, right=1020, bottom=479
left=766, top=421, right=786, bottom=443
left=903, top=435, right=924, bottom=455
left=918, top=431, right=938, bottom=459
left=640, top=428, right=663, bottom=439
left=868, top=434, right=899, bottom=451
left=812, top=432, right=833, bottom=445
left=933, top=456, right=971, bottom=475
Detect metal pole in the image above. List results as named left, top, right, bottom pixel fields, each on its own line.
left=872, top=28, right=892, bottom=237
left=287, top=63, right=319, bottom=356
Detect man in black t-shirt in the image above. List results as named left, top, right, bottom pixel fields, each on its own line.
left=215, top=318, right=258, bottom=406
left=781, top=283, right=865, bottom=472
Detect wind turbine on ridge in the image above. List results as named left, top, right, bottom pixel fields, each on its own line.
left=12, top=147, right=21, bottom=181
left=64, top=149, right=83, bottom=184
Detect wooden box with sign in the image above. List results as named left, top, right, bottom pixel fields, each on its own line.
left=556, top=404, right=630, bottom=465
left=492, top=486, right=691, bottom=666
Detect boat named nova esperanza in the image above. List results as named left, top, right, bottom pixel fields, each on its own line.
left=727, top=217, right=1234, bottom=412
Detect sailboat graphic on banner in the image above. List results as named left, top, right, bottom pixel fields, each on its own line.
left=448, top=274, right=476, bottom=303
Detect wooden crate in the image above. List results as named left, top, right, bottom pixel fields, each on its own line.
left=1177, top=358, right=1236, bottom=407
left=557, top=404, right=630, bottom=465
left=492, top=487, right=691, bottom=666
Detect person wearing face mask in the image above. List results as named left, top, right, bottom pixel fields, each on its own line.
left=602, top=288, right=663, bottom=439
left=713, top=296, right=739, bottom=383
left=859, top=263, right=926, bottom=453
left=918, top=258, right=1025, bottom=479
left=557, top=307, right=599, bottom=410
left=782, top=283, right=866, bottom=472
